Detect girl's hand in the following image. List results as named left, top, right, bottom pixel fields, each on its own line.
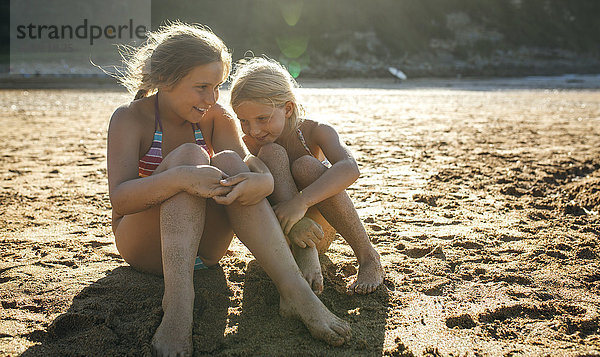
left=213, top=172, right=273, bottom=205
left=181, top=165, right=232, bottom=198
left=273, top=194, right=309, bottom=235
left=288, top=217, right=324, bottom=248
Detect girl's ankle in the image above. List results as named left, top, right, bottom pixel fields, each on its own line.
left=356, top=247, right=380, bottom=265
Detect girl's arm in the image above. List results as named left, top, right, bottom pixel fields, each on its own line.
left=210, top=106, right=274, bottom=205
left=297, top=122, right=359, bottom=206
left=107, top=106, right=228, bottom=216
left=274, top=122, right=359, bottom=234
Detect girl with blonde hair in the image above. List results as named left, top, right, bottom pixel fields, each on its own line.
left=107, top=22, right=350, bottom=356
left=229, top=57, right=384, bottom=296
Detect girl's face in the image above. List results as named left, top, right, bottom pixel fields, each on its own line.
left=234, top=101, right=293, bottom=144
left=163, top=61, right=225, bottom=123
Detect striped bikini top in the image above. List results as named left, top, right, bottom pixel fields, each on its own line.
left=138, top=95, right=210, bottom=178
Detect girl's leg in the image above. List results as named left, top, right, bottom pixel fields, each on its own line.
left=257, top=143, right=324, bottom=294
left=114, top=143, right=233, bottom=356
left=291, top=155, right=384, bottom=295
left=211, top=150, right=351, bottom=346
left=196, top=198, right=234, bottom=266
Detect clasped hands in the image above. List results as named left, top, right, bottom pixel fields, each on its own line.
left=183, top=165, right=322, bottom=248
left=181, top=165, right=273, bottom=206
left=221, top=173, right=325, bottom=248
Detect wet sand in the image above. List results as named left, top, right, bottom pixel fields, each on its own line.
left=1, top=78, right=600, bottom=356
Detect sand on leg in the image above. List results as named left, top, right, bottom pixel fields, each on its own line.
left=212, top=150, right=351, bottom=346
left=257, top=143, right=324, bottom=294
left=114, top=143, right=232, bottom=356
left=152, top=144, right=211, bottom=356
left=291, top=155, right=384, bottom=295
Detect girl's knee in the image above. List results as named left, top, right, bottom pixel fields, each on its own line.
left=291, top=155, right=326, bottom=185
left=257, top=143, right=287, bottom=162
left=163, top=143, right=210, bottom=168
left=211, top=150, right=249, bottom=175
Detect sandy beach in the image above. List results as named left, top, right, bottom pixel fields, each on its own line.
left=1, top=77, right=600, bottom=356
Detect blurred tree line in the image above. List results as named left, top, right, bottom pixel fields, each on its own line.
left=152, top=0, right=600, bottom=53
left=2, top=0, right=599, bottom=77
left=150, top=0, right=600, bottom=77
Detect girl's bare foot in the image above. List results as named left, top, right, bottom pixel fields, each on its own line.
left=292, top=244, right=324, bottom=295
left=151, top=287, right=194, bottom=357
left=348, top=250, right=384, bottom=295
left=279, top=287, right=351, bottom=346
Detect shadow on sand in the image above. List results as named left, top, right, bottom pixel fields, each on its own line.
left=219, top=256, right=390, bottom=356
left=21, top=265, right=230, bottom=356
left=21, top=255, right=389, bottom=356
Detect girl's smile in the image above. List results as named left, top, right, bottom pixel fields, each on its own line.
left=234, top=101, right=293, bottom=143
left=162, top=61, right=225, bottom=124
left=193, top=106, right=207, bottom=115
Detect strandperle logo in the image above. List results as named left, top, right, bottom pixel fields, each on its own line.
left=15, top=19, right=147, bottom=46
left=10, top=0, right=150, bottom=75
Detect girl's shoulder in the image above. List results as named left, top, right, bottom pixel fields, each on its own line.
left=109, top=96, right=154, bottom=131
left=298, top=118, right=339, bottom=143
left=206, top=102, right=228, bottom=116
left=300, top=118, right=336, bottom=130
left=297, top=118, right=320, bottom=136
left=204, top=103, right=235, bottom=124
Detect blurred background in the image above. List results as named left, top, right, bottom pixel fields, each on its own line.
left=1, top=0, right=599, bottom=79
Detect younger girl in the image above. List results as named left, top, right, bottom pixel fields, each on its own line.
left=107, top=23, right=350, bottom=356
left=228, top=58, right=384, bottom=295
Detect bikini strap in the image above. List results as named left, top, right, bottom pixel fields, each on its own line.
left=192, top=122, right=203, bottom=138
left=297, top=127, right=313, bottom=156
left=154, top=93, right=163, bottom=132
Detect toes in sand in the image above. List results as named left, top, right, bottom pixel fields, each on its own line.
left=348, top=253, right=384, bottom=295
left=279, top=291, right=351, bottom=346
left=151, top=291, right=194, bottom=356
left=151, top=317, right=193, bottom=357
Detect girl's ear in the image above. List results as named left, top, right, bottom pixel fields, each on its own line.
left=284, top=101, right=295, bottom=119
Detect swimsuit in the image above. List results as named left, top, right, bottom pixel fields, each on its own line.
left=136, top=95, right=210, bottom=271
left=138, top=95, right=210, bottom=177
left=296, top=127, right=331, bottom=167
left=194, top=257, right=207, bottom=270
